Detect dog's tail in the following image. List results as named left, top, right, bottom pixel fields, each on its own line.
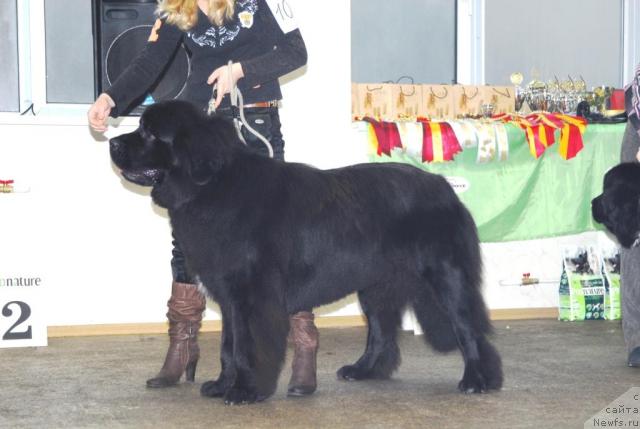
left=411, top=203, right=491, bottom=352
left=248, top=293, right=289, bottom=400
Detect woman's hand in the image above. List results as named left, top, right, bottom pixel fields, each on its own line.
left=88, top=93, right=115, bottom=133
left=207, top=62, right=244, bottom=109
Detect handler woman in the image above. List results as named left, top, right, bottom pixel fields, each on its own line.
left=620, top=63, right=640, bottom=368
left=88, top=0, right=318, bottom=396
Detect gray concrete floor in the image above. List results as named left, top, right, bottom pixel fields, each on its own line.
left=0, top=319, right=638, bottom=429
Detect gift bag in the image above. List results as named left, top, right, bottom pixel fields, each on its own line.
left=421, top=84, right=454, bottom=120
left=451, top=85, right=483, bottom=118
left=391, top=84, right=423, bottom=120
left=558, top=246, right=606, bottom=321
left=351, top=83, right=360, bottom=119
left=481, top=86, right=516, bottom=115
left=353, top=83, right=394, bottom=120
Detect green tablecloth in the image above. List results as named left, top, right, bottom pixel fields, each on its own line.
left=369, top=123, right=626, bottom=242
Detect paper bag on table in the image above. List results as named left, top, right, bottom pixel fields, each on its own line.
left=481, top=86, right=516, bottom=115
left=452, top=85, right=483, bottom=118
left=353, top=83, right=394, bottom=120
left=421, top=84, right=454, bottom=120
left=390, top=84, right=423, bottom=120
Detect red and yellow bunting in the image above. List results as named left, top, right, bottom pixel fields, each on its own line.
left=556, top=114, right=587, bottom=160
left=492, top=113, right=587, bottom=160
left=363, top=112, right=587, bottom=163
left=363, top=118, right=403, bottom=156
left=419, top=119, right=462, bottom=163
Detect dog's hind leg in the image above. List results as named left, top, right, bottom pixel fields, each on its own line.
left=337, top=289, right=404, bottom=381
left=420, top=262, right=503, bottom=393
left=411, top=285, right=458, bottom=353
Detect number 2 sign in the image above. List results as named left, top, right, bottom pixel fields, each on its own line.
left=0, top=286, right=47, bottom=348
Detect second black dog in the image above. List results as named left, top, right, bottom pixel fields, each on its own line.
left=592, top=162, right=640, bottom=248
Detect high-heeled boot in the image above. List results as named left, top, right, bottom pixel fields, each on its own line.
left=146, top=282, right=206, bottom=388
left=287, top=311, right=319, bottom=396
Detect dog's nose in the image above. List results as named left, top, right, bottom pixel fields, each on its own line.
left=109, top=136, right=122, bottom=151
left=109, top=136, right=125, bottom=157
left=591, top=196, right=604, bottom=223
left=109, top=136, right=129, bottom=167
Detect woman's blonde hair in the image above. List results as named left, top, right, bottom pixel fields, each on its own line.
left=157, top=0, right=235, bottom=31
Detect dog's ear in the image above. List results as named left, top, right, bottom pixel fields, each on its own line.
left=189, top=159, right=217, bottom=185
left=173, top=129, right=220, bottom=186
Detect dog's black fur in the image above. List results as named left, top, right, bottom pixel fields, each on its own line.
left=592, top=162, right=640, bottom=248
left=109, top=100, right=503, bottom=404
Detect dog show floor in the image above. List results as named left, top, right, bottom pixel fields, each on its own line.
left=1, top=319, right=637, bottom=429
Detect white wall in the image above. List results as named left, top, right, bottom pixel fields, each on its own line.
left=2, top=113, right=588, bottom=327
left=0, top=1, right=618, bottom=329
left=0, top=1, right=359, bottom=327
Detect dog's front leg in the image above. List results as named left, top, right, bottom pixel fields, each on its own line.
left=200, top=305, right=235, bottom=398
left=201, top=280, right=288, bottom=404
left=222, top=302, right=260, bottom=405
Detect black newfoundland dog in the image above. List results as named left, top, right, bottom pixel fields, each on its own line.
left=109, top=100, right=503, bottom=404
left=592, top=162, right=640, bottom=248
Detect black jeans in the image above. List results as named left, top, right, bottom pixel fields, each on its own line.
left=171, top=107, right=285, bottom=283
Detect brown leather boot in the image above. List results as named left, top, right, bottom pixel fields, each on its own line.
left=146, top=282, right=206, bottom=388
left=287, top=311, right=319, bottom=397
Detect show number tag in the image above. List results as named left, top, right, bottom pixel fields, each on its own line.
left=265, top=0, right=298, bottom=33
left=0, top=288, right=47, bottom=348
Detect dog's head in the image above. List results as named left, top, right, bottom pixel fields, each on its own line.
left=109, top=100, right=240, bottom=209
left=592, top=162, right=640, bottom=248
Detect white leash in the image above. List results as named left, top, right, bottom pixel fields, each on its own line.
left=207, top=61, right=274, bottom=158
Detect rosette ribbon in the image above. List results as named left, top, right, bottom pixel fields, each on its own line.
left=418, top=119, right=462, bottom=163
left=492, top=113, right=586, bottom=160
left=556, top=114, right=587, bottom=160
left=0, top=179, right=14, bottom=193
left=518, top=114, right=561, bottom=159
left=363, top=117, right=403, bottom=156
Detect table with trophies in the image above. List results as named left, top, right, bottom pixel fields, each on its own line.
left=351, top=73, right=627, bottom=242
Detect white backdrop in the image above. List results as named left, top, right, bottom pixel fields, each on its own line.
left=0, top=1, right=361, bottom=327
left=0, top=1, right=609, bottom=330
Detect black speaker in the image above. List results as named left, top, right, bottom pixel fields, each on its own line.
left=93, top=0, right=190, bottom=115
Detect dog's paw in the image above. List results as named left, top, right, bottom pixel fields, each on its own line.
left=457, top=371, right=488, bottom=394
left=200, top=379, right=228, bottom=398
left=337, top=365, right=370, bottom=381
left=223, top=387, right=258, bottom=405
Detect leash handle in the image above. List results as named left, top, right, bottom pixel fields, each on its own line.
left=207, top=62, right=274, bottom=159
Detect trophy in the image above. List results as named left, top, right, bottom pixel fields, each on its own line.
left=526, top=78, right=547, bottom=111
left=510, top=72, right=526, bottom=113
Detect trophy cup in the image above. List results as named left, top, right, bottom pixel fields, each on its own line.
left=510, top=72, right=526, bottom=113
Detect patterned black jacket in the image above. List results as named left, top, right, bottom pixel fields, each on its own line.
left=106, top=0, right=307, bottom=116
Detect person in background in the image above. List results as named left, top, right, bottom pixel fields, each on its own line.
left=619, top=63, right=640, bottom=367
left=88, top=0, right=319, bottom=396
